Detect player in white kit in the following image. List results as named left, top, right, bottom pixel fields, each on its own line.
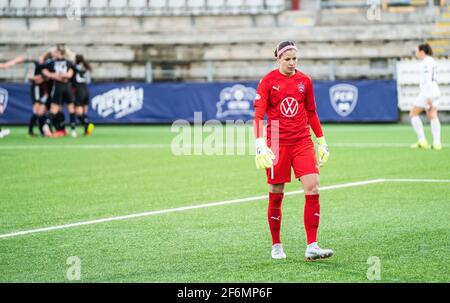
left=409, top=43, right=442, bottom=150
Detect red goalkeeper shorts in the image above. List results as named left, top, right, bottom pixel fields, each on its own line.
left=266, top=138, right=319, bottom=184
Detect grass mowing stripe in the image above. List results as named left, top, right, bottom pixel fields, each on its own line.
left=0, top=179, right=385, bottom=240
left=0, top=178, right=448, bottom=240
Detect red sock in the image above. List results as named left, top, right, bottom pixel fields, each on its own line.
left=268, top=192, right=284, bottom=245
left=304, top=194, right=320, bottom=245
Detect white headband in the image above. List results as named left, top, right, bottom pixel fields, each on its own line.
left=277, top=45, right=297, bottom=58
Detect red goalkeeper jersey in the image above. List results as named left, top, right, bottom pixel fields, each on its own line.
left=253, top=69, right=323, bottom=146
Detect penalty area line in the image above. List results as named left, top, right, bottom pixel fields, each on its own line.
left=0, top=178, right=449, bottom=240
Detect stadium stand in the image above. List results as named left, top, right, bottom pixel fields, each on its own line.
left=0, top=0, right=448, bottom=82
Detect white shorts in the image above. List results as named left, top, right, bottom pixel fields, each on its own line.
left=413, top=95, right=440, bottom=110
left=414, top=83, right=440, bottom=110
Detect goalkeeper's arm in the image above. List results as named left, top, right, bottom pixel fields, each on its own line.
left=307, top=110, right=330, bottom=167
left=253, top=91, right=274, bottom=169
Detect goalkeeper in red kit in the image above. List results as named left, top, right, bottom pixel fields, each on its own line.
left=253, top=41, right=333, bottom=261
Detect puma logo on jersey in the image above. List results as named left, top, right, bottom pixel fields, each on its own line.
left=314, top=213, right=320, bottom=217
left=270, top=216, right=281, bottom=221
left=272, top=86, right=280, bottom=92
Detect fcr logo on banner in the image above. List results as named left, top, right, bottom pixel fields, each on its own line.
left=92, top=86, right=144, bottom=119
left=216, top=84, right=256, bottom=119
left=0, top=87, right=8, bottom=111
left=329, top=84, right=358, bottom=117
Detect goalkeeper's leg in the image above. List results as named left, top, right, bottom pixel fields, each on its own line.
left=266, top=146, right=291, bottom=259
left=300, top=174, right=321, bottom=245
left=300, top=174, right=333, bottom=261
left=268, top=184, right=285, bottom=259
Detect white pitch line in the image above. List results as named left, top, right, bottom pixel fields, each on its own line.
left=331, top=143, right=450, bottom=148
left=385, top=178, right=450, bottom=183
left=0, top=179, right=386, bottom=240
left=1, top=178, right=449, bottom=240
left=0, top=144, right=169, bottom=149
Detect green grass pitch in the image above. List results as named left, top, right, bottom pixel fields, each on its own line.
left=0, top=124, right=449, bottom=282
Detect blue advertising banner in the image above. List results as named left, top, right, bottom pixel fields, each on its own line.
left=0, top=80, right=398, bottom=124
left=314, top=80, right=398, bottom=122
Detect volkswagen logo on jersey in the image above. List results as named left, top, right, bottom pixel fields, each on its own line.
left=280, top=97, right=298, bottom=117
left=92, top=86, right=144, bottom=119
left=216, top=84, right=256, bottom=119
left=0, top=87, right=8, bottom=111
left=329, top=84, right=358, bottom=117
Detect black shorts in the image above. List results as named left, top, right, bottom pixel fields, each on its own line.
left=50, top=82, right=75, bottom=105
left=73, top=84, right=89, bottom=106
left=30, top=83, right=49, bottom=105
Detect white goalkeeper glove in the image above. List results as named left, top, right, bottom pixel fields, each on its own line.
left=255, top=137, right=275, bottom=169
left=317, top=137, right=330, bottom=167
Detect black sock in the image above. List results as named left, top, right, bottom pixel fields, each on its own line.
left=56, top=112, right=65, bottom=131
left=46, top=113, right=55, bottom=132
left=38, top=115, right=45, bottom=135
left=77, top=115, right=85, bottom=129
left=69, top=113, right=76, bottom=130
left=28, top=114, right=38, bottom=135
left=83, top=114, right=90, bottom=132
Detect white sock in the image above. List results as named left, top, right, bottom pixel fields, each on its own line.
left=411, top=116, right=426, bottom=142
left=430, top=118, right=441, bottom=145
left=307, top=242, right=318, bottom=249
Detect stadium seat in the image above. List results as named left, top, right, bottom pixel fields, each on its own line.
left=247, top=0, right=263, bottom=13
left=149, top=0, right=167, bottom=15
left=206, top=0, right=225, bottom=14
left=0, top=0, right=7, bottom=15
left=6, top=0, right=28, bottom=9
left=266, top=0, right=285, bottom=13
left=167, top=0, right=185, bottom=15
left=49, top=0, right=66, bottom=7
left=30, top=0, right=49, bottom=10
left=130, top=0, right=148, bottom=8
left=187, top=0, right=205, bottom=15
left=129, top=0, right=148, bottom=15
left=110, top=0, right=128, bottom=15
left=0, top=0, right=7, bottom=17
left=227, top=0, right=245, bottom=14
left=90, top=0, right=109, bottom=15
left=49, top=0, right=67, bottom=15
left=9, top=0, right=28, bottom=16
left=9, top=0, right=28, bottom=7
left=320, top=0, right=367, bottom=8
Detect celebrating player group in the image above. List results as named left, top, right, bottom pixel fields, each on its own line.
left=253, top=41, right=333, bottom=261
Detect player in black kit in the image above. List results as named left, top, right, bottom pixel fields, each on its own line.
left=42, top=47, right=77, bottom=137
left=72, top=54, right=94, bottom=136
left=27, top=51, right=52, bottom=137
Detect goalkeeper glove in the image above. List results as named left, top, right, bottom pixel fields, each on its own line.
left=255, top=137, right=275, bottom=169
left=317, top=137, right=330, bottom=167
